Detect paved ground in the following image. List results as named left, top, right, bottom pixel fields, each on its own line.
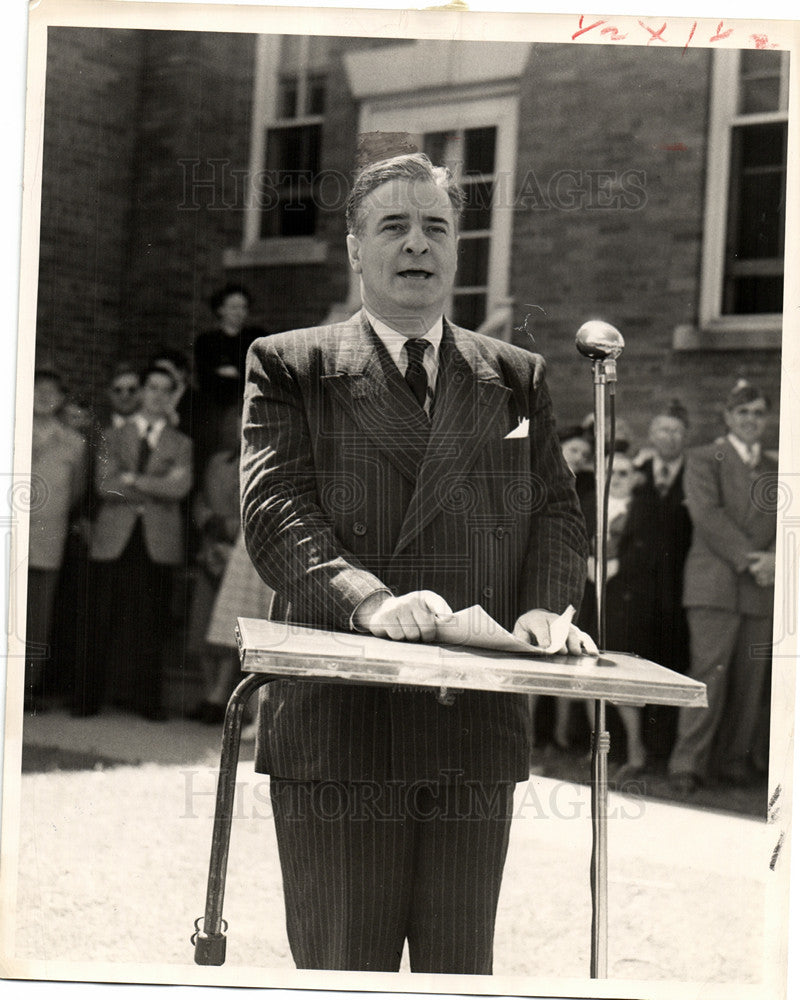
left=2, top=705, right=792, bottom=997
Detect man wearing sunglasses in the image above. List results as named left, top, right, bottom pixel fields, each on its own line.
left=669, top=380, right=777, bottom=796
left=107, top=365, right=142, bottom=428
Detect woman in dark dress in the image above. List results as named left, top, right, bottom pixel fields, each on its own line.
left=193, top=283, right=266, bottom=473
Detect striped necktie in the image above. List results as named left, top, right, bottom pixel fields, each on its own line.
left=404, top=338, right=430, bottom=410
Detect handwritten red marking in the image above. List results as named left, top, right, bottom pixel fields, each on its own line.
left=710, top=21, right=734, bottom=42
left=655, top=142, right=688, bottom=151
left=572, top=15, right=607, bottom=40
left=683, top=21, right=697, bottom=54
left=600, top=25, right=628, bottom=40
left=751, top=33, right=779, bottom=49
left=639, top=20, right=668, bottom=44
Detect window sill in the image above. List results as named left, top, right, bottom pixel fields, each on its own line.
left=223, top=237, right=328, bottom=269
left=672, top=318, right=782, bottom=351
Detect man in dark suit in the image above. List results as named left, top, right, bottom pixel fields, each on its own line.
left=73, top=366, right=192, bottom=719
left=241, top=153, right=593, bottom=974
left=669, top=380, right=777, bottom=795
left=632, top=401, right=694, bottom=763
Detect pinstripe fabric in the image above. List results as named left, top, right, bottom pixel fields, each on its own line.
left=241, top=312, right=587, bottom=784
left=241, top=311, right=586, bottom=971
left=270, top=779, right=513, bottom=973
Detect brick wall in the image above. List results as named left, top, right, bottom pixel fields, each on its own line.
left=510, top=43, right=781, bottom=452
left=35, top=27, right=145, bottom=408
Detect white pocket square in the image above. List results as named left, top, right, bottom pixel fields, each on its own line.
left=505, top=418, right=529, bottom=439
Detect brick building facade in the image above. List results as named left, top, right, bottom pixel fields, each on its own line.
left=34, top=26, right=785, bottom=447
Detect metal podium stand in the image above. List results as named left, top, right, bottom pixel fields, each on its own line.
left=192, top=618, right=706, bottom=972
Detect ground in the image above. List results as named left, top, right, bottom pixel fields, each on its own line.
left=1, top=707, right=791, bottom=998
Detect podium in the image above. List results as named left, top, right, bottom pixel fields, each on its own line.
left=192, top=618, right=707, bottom=971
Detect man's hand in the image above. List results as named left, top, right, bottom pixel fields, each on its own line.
left=747, top=551, right=775, bottom=588
left=513, top=609, right=599, bottom=655
left=355, top=590, right=453, bottom=642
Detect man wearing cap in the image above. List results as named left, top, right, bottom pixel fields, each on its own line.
left=669, top=381, right=777, bottom=795
left=241, top=152, right=594, bottom=973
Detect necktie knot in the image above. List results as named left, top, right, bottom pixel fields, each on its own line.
left=404, top=338, right=431, bottom=410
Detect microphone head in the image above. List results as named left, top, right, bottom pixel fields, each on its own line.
left=575, top=320, right=624, bottom=360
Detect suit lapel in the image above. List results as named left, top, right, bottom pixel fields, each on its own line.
left=393, top=322, right=513, bottom=554
left=321, top=313, right=430, bottom=484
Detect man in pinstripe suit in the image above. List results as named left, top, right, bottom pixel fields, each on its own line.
left=241, top=153, right=593, bottom=973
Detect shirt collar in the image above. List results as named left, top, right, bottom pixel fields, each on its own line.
left=364, top=309, right=443, bottom=371
left=727, top=433, right=760, bottom=466
left=133, top=413, right=167, bottom=445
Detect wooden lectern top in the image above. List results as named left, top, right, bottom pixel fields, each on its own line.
left=236, top=618, right=707, bottom=709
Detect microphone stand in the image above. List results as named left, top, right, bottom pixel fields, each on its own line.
left=575, top=320, right=624, bottom=980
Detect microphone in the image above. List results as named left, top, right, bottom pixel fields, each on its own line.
left=575, top=320, right=624, bottom=360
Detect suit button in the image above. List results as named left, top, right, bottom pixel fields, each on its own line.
left=482, top=586, right=494, bottom=599
left=353, top=522, right=367, bottom=536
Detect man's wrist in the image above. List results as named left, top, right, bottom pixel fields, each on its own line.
left=351, top=590, right=392, bottom=632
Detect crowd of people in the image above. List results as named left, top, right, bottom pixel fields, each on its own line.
left=24, top=294, right=777, bottom=795
left=537, top=382, right=777, bottom=795
left=24, top=283, right=273, bottom=728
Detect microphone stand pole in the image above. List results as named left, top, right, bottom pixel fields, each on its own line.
left=575, top=320, right=624, bottom=980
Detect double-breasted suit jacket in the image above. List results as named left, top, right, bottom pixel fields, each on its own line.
left=90, top=420, right=193, bottom=566
left=682, top=436, right=777, bottom=620
left=241, top=312, right=588, bottom=785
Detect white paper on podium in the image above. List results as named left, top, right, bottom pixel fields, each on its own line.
left=433, top=603, right=576, bottom=655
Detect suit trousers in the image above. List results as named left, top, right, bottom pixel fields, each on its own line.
left=669, top=607, right=772, bottom=779
left=269, top=777, right=515, bottom=974
left=24, top=567, right=60, bottom=696
left=73, top=520, right=172, bottom=715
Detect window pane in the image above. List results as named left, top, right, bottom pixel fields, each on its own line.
left=424, top=131, right=450, bottom=166
left=740, top=50, right=783, bottom=76
left=462, top=179, right=494, bottom=232
left=738, top=122, right=786, bottom=169
left=306, top=74, right=326, bottom=115
left=264, top=123, right=321, bottom=173
left=724, top=275, right=783, bottom=314
left=279, top=78, right=298, bottom=119
left=457, top=237, right=490, bottom=287
left=463, top=126, right=496, bottom=176
left=452, top=292, right=486, bottom=330
left=739, top=76, right=781, bottom=115
left=737, top=171, right=785, bottom=257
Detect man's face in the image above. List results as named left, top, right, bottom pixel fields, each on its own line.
left=217, top=292, right=249, bottom=333
left=141, top=372, right=175, bottom=420
left=561, top=437, right=591, bottom=474
left=609, top=454, right=636, bottom=500
left=649, top=415, right=687, bottom=462
left=724, top=398, right=768, bottom=447
left=346, top=178, right=458, bottom=333
left=109, top=374, right=141, bottom=416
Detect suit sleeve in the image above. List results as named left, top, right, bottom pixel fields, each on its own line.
left=517, top=376, right=589, bottom=616
left=684, top=448, right=756, bottom=573
left=240, top=338, right=390, bottom=631
left=136, top=436, right=193, bottom=500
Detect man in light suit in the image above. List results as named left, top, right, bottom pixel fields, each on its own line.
left=73, top=366, right=192, bottom=719
left=669, top=380, right=777, bottom=795
left=241, top=153, right=594, bottom=974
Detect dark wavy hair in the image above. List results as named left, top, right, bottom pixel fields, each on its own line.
left=345, top=152, right=465, bottom=237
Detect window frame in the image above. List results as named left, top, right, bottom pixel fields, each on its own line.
left=354, top=91, right=520, bottom=328
left=679, top=48, right=788, bottom=350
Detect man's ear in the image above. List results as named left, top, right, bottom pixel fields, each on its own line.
left=346, top=234, right=362, bottom=274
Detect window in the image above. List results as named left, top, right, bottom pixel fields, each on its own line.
left=355, top=93, right=520, bottom=332
left=259, top=35, right=328, bottom=239
left=230, top=34, right=332, bottom=266
left=691, top=48, right=789, bottom=348
left=406, top=126, right=499, bottom=330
